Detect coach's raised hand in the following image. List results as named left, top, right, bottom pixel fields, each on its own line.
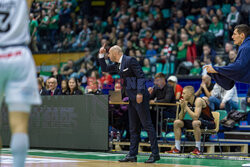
left=99, top=43, right=106, bottom=54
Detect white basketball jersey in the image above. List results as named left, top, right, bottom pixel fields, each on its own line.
left=0, top=0, right=30, bottom=46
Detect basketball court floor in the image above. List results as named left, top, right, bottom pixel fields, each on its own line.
left=1, top=148, right=249, bottom=167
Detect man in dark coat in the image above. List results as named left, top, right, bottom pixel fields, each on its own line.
left=204, top=24, right=250, bottom=90
left=98, top=44, right=160, bottom=163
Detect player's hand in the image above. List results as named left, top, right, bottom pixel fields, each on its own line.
left=203, top=65, right=218, bottom=73
left=201, top=82, right=206, bottom=88
left=180, top=99, right=187, bottom=108
left=136, top=94, right=143, bottom=104
left=220, top=103, right=225, bottom=109
left=99, top=43, right=106, bottom=54
left=149, top=100, right=155, bottom=104
left=148, top=87, right=153, bottom=94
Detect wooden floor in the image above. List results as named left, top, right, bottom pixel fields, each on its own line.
left=1, top=149, right=248, bottom=167
left=1, top=154, right=211, bottom=167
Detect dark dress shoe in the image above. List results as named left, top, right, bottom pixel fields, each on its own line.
left=119, top=155, right=137, bottom=162
left=145, top=154, right=160, bottom=163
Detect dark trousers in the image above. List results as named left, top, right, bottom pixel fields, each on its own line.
left=128, top=95, right=159, bottom=156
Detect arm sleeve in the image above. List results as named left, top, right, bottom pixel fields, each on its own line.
left=98, top=57, right=118, bottom=73
left=129, top=57, right=146, bottom=94
left=150, top=88, right=156, bottom=100
left=156, top=86, right=175, bottom=103
left=213, top=47, right=250, bottom=83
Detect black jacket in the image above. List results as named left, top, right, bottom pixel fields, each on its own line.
left=99, top=55, right=148, bottom=100
left=48, top=88, right=62, bottom=95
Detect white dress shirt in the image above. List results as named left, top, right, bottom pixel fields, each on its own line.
left=118, top=55, right=123, bottom=70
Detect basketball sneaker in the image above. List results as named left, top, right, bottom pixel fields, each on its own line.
left=191, top=147, right=201, bottom=155
left=166, top=147, right=180, bottom=153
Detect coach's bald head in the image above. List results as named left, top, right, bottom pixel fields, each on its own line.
left=108, top=45, right=123, bottom=62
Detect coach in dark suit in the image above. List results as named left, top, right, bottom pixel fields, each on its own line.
left=98, top=44, right=160, bottom=163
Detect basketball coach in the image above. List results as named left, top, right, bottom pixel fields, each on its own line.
left=98, top=44, right=160, bottom=163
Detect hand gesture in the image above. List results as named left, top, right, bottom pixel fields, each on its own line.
left=203, top=65, right=218, bottom=73
left=148, top=87, right=153, bottom=95
left=201, top=82, right=206, bottom=89
left=180, top=99, right=187, bottom=109
left=99, top=43, right=106, bottom=54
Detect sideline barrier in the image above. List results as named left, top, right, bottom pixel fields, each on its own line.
left=1, top=95, right=109, bottom=151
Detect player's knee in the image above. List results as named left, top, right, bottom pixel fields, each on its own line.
left=174, top=120, right=183, bottom=128
left=192, top=120, right=201, bottom=128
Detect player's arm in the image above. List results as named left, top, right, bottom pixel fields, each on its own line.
left=178, top=106, right=186, bottom=120
left=98, top=44, right=118, bottom=73
left=185, top=98, right=202, bottom=120
left=26, top=0, right=33, bottom=9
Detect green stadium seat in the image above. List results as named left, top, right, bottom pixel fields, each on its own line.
left=247, top=106, right=250, bottom=112
left=112, top=74, right=120, bottom=79
left=162, top=63, right=168, bottom=75
left=102, top=21, right=107, bottom=27
left=166, top=132, right=185, bottom=140
left=222, top=4, right=231, bottom=15
left=162, top=9, right=170, bottom=18
left=186, top=15, right=195, bottom=21
left=214, top=110, right=227, bottom=120
left=238, top=98, right=243, bottom=110
left=122, top=130, right=127, bottom=138
left=238, top=109, right=247, bottom=113
left=214, top=4, right=221, bottom=9
left=140, top=131, right=148, bottom=139
left=152, top=10, right=158, bottom=17
left=156, top=63, right=163, bottom=73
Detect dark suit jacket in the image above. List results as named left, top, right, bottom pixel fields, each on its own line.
left=48, top=88, right=62, bottom=95
left=150, top=83, right=176, bottom=112
left=99, top=55, right=148, bottom=100
left=40, top=88, right=49, bottom=96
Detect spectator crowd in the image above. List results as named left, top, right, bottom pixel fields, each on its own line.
left=34, top=0, right=250, bottom=145
left=31, top=0, right=250, bottom=77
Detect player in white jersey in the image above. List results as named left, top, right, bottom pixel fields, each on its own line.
left=0, top=0, right=41, bottom=167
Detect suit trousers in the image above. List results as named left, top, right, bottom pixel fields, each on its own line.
left=128, top=94, right=159, bottom=156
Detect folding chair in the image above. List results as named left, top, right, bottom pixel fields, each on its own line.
left=183, top=112, right=222, bottom=155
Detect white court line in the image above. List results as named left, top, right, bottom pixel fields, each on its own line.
left=1, top=155, right=84, bottom=164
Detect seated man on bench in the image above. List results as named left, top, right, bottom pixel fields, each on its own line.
left=167, top=86, right=215, bottom=155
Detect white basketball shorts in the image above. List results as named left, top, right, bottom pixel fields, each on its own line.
left=0, top=46, right=41, bottom=112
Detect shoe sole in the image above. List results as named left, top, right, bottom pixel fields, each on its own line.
left=119, top=160, right=137, bottom=162
left=145, top=159, right=160, bottom=163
